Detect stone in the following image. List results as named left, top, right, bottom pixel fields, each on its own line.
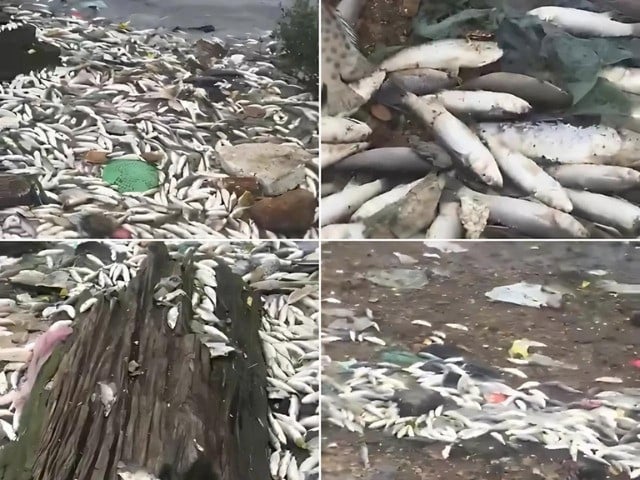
left=249, top=189, right=316, bottom=236
left=218, top=143, right=310, bottom=196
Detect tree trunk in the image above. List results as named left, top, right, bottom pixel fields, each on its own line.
left=0, top=242, right=270, bottom=480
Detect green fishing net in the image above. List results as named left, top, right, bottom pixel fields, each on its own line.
left=102, top=157, right=160, bottom=193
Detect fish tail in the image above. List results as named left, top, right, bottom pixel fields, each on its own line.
left=633, top=23, right=640, bottom=36
left=322, top=80, right=367, bottom=116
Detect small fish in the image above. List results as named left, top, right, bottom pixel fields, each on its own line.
left=528, top=7, right=640, bottom=37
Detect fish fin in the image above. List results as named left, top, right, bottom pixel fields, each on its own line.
left=329, top=5, right=375, bottom=81
left=333, top=6, right=359, bottom=49
left=599, top=10, right=615, bottom=19
left=323, top=80, right=367, bottom=116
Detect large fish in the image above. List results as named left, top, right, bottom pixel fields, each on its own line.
left=528, top=6, right=640, bottom=37
left=321, top=3, right=377, bottom=116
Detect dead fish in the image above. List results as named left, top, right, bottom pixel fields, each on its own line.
left=566, top=189, right=640, bottom=234
left=528, top=6, right=640, bottom=37
left=422, top=91, right=532, bottom=118
left=478, top=121, right=623, bottom=164
left=379, top=39, right=503, bottom=74
left=321, top=117, right=372, bottom=143
left=547, top=164, right=640, bottom=192
left=404, top=93, right=503, bottom=187
left=321, top=142, right=369, bottom=169
left=331, top=147, right=438, bottom=174
left=457, top=185, right=589, bottom=238
left=321, top=179, right=390, bottom=226
left=480, top=135, right=573, bottom=212
left=426, top=200, right=463, bottom=239
left=461, top=72, right=572, bottom=109
left=321, top=3, right=377, bottom=116
left=600, top=66, right=640, bottom=93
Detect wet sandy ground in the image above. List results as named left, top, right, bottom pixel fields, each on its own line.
left=321, top=241, right=640, bottom=480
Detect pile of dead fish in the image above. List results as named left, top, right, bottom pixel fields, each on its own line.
left=322, top=318, right=640, bottom=478
left=0, top=3, right=318, bottom=239
left=0, top=241, right=319, bottom=480
left=321, top=4, right=640, bottom=239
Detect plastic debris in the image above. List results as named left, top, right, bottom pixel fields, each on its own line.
left=485, top=282, right=564, bottom=308
left=508, top=339, right=547, bottom=359
left=367, top=268, right=430, bottom=289
left=102, top=157, right=160, bottom=193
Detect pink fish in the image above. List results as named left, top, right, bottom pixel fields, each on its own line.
left=0, top=321, right=73, bottom=428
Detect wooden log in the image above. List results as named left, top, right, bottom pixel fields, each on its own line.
left=0, top=242, right=270, bottom=480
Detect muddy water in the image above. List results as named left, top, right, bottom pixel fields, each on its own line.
left=321, top=241, right=640, bottom=480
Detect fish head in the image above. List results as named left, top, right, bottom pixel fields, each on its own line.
left=471, top=151, right=503, bottom=187
left=528, top=6, right=559, bottom=22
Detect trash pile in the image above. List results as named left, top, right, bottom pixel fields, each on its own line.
left=321, top=242, right=640, bottom=478
left=0, top=2, right=318, bottom=239
left=322, top=319, right=640, bottom=478
left=0, top=241, right=319, bottom=480
left=321, top=0, right=640, bottom=239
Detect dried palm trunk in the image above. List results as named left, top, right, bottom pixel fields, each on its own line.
left=0, top=243, right=269, bottom=480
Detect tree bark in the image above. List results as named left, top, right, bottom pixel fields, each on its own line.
left=0, top=242, right=270, bottom=480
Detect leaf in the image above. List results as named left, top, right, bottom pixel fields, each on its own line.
left=542, top=33, right=635, bottom=103
left=413, top=8, right=493, bottom=39
left=568, top=79, right=632, bottom=116
left=496, top=14, right=549, bottom=75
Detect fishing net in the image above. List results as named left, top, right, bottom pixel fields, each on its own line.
left=102, top=158, right=160, bottom=193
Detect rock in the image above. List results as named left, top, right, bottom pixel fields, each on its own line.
left=216, top=177, right=263, bottom=197
left=0, top=24, right=61, bottom=82
left=194, top=38, right=227, bottom=65
left=401, top=0, right=421, bottom=17
left=242, top=105, right=266, bottom=118
left=79, top=212, right=120, bottom=238
left=84, top=150, right=109, bottom=164
left=249, top=189, right=316, bottom=236
left=0, top=174, right=41, bottom=208
left=370, top=104, right=392, bottom=122
left=392, top=389, right=446, bottom=417
left=218, top=143, right=309, bottom=196
left=59, top=188, right=91, bottom=209
left=141, top=151, right=164, bottom=163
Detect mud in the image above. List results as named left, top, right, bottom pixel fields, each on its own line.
left=321, top=241, right=640, bottom=480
